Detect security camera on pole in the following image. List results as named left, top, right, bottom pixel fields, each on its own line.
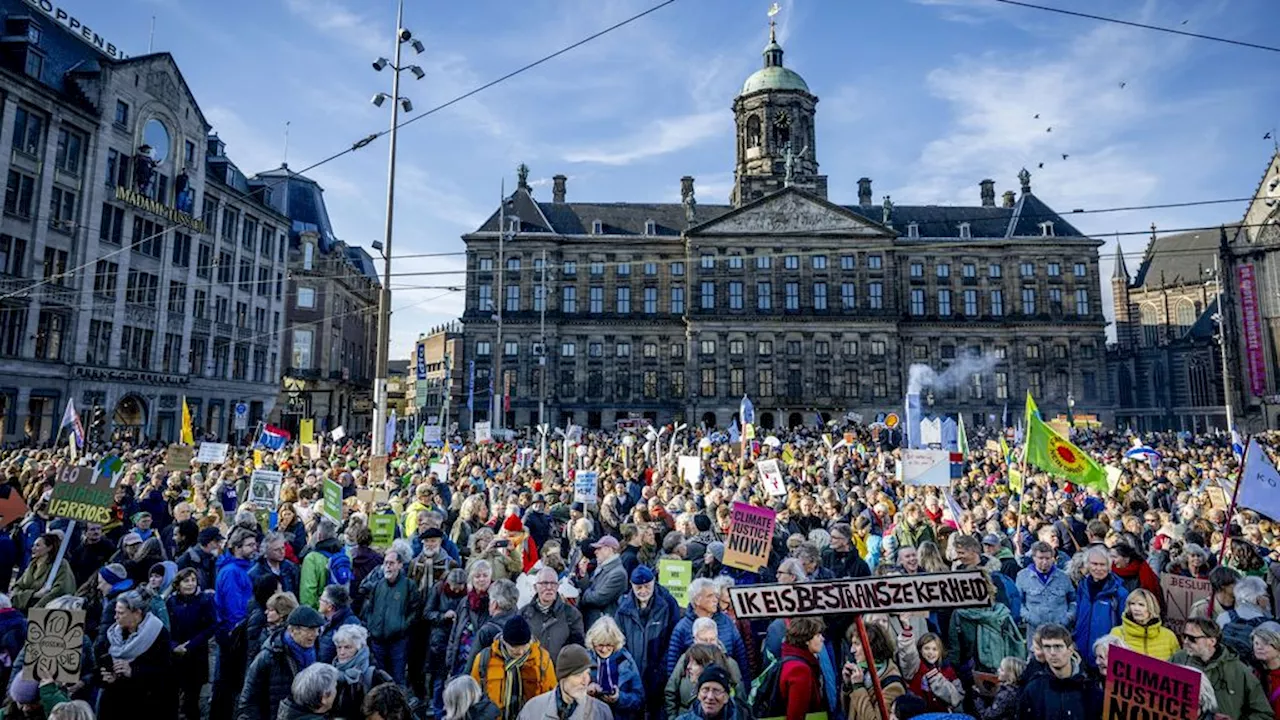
left=370, top=0, right=425, bottom=461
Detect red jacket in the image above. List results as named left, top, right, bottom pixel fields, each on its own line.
left=1112, top=560, right=1163, bottom=609
left=779, top=643, right=823, bottom=720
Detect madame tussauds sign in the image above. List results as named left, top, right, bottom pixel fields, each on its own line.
left=727, top=570, right=991, bottom=619
left=21, top=0, right=127, bottom=60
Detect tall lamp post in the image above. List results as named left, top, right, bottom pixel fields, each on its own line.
left=1208, top=258, right=1236, bottom=432
left=370, top=0, right=425, bottom=460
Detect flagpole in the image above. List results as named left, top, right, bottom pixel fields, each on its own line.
left=1215, top=436, right=1248, bottom=565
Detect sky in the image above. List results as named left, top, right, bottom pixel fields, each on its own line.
left=81, top=0, right=1280, bottom=356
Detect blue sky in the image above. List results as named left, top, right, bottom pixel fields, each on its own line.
left=86, top=0, right=1279, bottom=356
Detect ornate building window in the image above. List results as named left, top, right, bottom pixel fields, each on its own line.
left=746, top=115, right=762, bottom=148
left=1174, top=300, right=1196, bottom=336
left=1140, top=304, right=1160, bottom=347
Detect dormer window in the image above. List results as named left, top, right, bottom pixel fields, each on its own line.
left=644, top=220, right=656, bottom=236
left=958, top=223, right=971, bottom=240
left=1039, top=221, right=1055, bottom=237
left=907, top=222, right=920, bottom=239
left=591, top=219, right=602, bottom=235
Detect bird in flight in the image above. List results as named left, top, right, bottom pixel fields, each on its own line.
left=1119, top=82, right=1127, bottom=89
left=1062, top=154, right=1069, bottom=160
left=1046, top=127, right=1052, bottom=132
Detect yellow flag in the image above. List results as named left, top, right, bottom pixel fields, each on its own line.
left=744, top=423, right=756, bottom=440
left=180, top=397, right=194, bottom=445
left=253, top=450, right=263, bottom=468
left=782, top=446, right=795, bottom=465
left=300, top=418, right=314, bottom=445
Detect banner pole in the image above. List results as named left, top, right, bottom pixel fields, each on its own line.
left=1210, top=436, right=1248, bottom=622
left=854, top=615, right=891, bottom=720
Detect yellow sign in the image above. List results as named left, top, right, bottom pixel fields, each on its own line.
left=253, top=450, right=263, bottom=468
left=299, top=419, right=314, bottom=445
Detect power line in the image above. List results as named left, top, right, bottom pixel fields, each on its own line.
left=991, top=0, right=1280, bottom=53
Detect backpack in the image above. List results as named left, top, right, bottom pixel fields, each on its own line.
left=974, top=612, right=1025, bottom=673
left=991, top=572, right=1021, bottom=622
left=749, top=655, right=802, bottom=719
left=322, top=550, right=354, bottom=587
left=1222, top=609, right=1266, bottom=664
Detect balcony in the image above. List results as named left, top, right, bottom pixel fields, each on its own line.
left=192, top=317, right=211, bottom=334
left=216, top=322, right=234, bottom=336
left=40, top=285, right=77, bottom=306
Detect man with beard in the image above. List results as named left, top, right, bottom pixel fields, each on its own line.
left=614, top=566, right=680, bottom=720
left=521, top=566, right=584, bottom=662
left=517, top=644, right=614, bottom=720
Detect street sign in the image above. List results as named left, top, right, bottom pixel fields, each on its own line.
left=234, top=402, right=248, bottom=430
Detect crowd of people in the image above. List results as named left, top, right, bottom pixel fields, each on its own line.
left=0, top=421, right=1276, bottom=720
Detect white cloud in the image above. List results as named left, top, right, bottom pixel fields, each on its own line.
left=282, top=0, right=386, bottom=58
left=563, top=111, right=724, bottom=166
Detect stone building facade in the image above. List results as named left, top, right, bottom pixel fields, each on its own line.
left=0, top=0, right=285, bottom=443
left=410, top=321, right=465, bottom=429
left=460, top=26, right=1109, bottom=431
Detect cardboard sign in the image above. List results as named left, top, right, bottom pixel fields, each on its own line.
left=357, top=488, right=390, bottom=508
left=1161, top=574, right=1212, bottom=634
left=299, top=418, right=314, bottom=445
left=1103, top=645, right=1199, bottom=720
left=164, top=444, right=194, bottom=472
left=369, top=456, right=389, bottom=487
left=724, top=503, right=776, bottom=572
left=370, top=514, right=396, bottom=549
left=900, top=449, right=955, bottom=486
left=659, top=558, right=693, bottom=607
left=677, top=455, right=701, bottom=486
left=248, top=470, right=283, bottom=509
left=476, top=421, right=492, bottom=444
left=23, top=608, right=85, bottom=683
left=574, top=471, right=599, bottom=505
left=302, top=443, right=321, bottom=460
left=196, top=442, right=229, bottom=464
left=1205, top=486, right=1228, bottom=511
left=1106, top=465, right=1123, bottom=494
left=726, top=570, right=992, bottom=619
left=757, top=459, right=787, bottom=497
left=322, top=477, right=343, bottom=523
left=49, top=467, right=115, bottom=524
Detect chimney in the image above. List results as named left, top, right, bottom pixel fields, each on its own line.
left=552, top=175, right=567, bottom=203
left=1002, top=190, right=1016, bottom=208
left=857, top=177, right=872, bottom=205
left=979, top=179, right=995, bottom=208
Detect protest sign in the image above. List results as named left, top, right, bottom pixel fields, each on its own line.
left=1160, top=574, right=1212, bottom=634
left=164, top=444, right=194, bottom=472
left=476, top=421, right=492, bottom=444
left=677, top=455, right=701, bottom=486
left=1106, top=465, right=1124, bottom=495
left=900, top=449, right=955, bottom=486
left=302, top=443, right=321, bottom=460
left=574, top=471, right=599, bottom=505
left=23, top=607, right=85, bottom=683
left=322, top=477, right=343, bottom=523
left=659, top=558, right=693, bottom=607
left=985, top=440, right=1001, bottom=452
left=248, top=470, right=283, bottom=509
left=757, top=459, right=787, bottom=497
left=196, top=442, right=229, bottom=464
left=370, top=515, right=396, bottom=549
left=429, top=462, right=450, bottom=482
left=1103, top=645, right=1199, bottom=720
left=331, top=425, right=346, bottom=441
left=369, top=455, right=389, bottom=487
left=0, top=486, right=28, bottom=528
left=727, top=570, right=992, bottom=620
left=723, top=502, right=776, bottom=572
left=299, top=418, right=314, bottom=445
left=1205, top=486, right=1228, bottom=511
left=49, top=467, right=114, bottom=524
left=424, top=426, right=442, bottom=446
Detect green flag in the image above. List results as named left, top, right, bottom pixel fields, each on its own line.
left=1025, top=411, right=1107, bottom=491
left=957, top=414, right=969, bottom=458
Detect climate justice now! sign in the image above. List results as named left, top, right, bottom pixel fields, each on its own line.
left=1103, top=646, right=1199, bottom=720
left=727, top=570, right=991, bottom=619
left=723, top=503, right=776, bottom=572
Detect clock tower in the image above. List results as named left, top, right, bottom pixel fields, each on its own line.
left=731, top=11, right=826, bottom=206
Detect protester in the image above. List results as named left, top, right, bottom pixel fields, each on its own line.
left=94, top=589, right=176, bottom=718
left=444, top=675, right=500, bottom=720
left=585, top=617, right=644, bottom=720
left=1170, top=617, right=1272, bottom=720
left=330, top=624, right=393, bottom=719
left=521, top=566, right=585, bottom=663
left=1108, top=588, right=1179, bottom=660
left=470, top=615, right=556, bottom=720
left=277, top=662, right=340, bottom=720
left=167, top=567, right=217, bottom=720
left=517, top=644, right=614, bottom=720
left=239, top=605, right=325, bottom=720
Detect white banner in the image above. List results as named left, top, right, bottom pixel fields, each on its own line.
left=900, top=449, right=954, bottom=486
left=677, top=455, right=702, bottom=486
left=758, top=459, right=787, bottom=497
left=726, top=570, right=992, bottom=619
left=429, top=461, right=450, bottom=482
left=424, top=425, right=442, bottom=446
left=331, top=426, right=346, bottom=441
left=476, top=421, right=492, bottom=444
left=195, top=442, right=229, bottom=464
left=920, top=417, right=942, bottom=447
left=574, top=471, right=599, bottom=505
left=248, top=470, right=283, bottom=509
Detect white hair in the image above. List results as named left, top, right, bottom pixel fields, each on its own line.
left=691, top=617, right=719, bottom=639
left=333, top=623, right=369, bottom=650
left=688, top=578, right=717, bottom=603
left=444, top=675, right=482, bottom=720
left=291, top=663, right=339, bottom=710
left=1234, top=576, right=1270, bottom=611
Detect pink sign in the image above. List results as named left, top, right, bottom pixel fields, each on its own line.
left=1103, top=645, right=1199, bottom=720
left=1238, top=264, right=1267, bottom=396
left=723, top=502, right=776, bottom=572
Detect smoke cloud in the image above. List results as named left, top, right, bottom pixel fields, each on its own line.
left=907, top=354, right=1002, bottom=395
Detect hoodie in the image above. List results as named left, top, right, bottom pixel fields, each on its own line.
left=215, top=553, right=254, bottom=636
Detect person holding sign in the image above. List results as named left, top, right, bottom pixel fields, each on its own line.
left=1108, top=589, right=1179, bottom=661
left=1170, top=618, right=1272, bottom=720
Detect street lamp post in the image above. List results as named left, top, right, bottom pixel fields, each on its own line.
left=370, top=0, right=424, bottom=460
left=1209, top=257, right=1236, bottom=432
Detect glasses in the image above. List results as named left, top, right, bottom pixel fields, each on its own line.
left=535, top=582, right=558, bottom=588
left=699, top=687, right=728, bottom=699
left=1182, top=633, right=1205, bottom=642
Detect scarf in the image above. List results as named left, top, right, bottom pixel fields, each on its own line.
left=469, top=588, right=489, bottom=612
left=335, top=645, right=371, bottom=685
left=597, top=652, right=619, bottom=696
left=108, top=612, right=163, bottom=661
left=283, top=631, right=317, bottom=669
left=555, top=687, right=579, bottom=720
left=500, top=646, right=531, bottom=720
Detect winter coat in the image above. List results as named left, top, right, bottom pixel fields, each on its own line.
left=892, top=520, right=935, bottom=558
left=1014, top=660, right=1102, bottom=720
left=975, top=684, right=1019, bottom=720
left=351, top=546, right=384, bottom=593
left=843, top=661, right=906, bottom=720
left=1016, top=565, right=1077, bottom=635
left=579, top=556, right=629, bottom=629
left=238, top=630, right=308, bottom=720
left=424, top=581, right=467, bottom=660
left=468, top=696, right=502, bottom=720
left=821, top=547, right=870, bottom=579
left=93, top=620, right=177, bottom=720
left=332, top=664, right=394, bottom=720
left=361, top=570, right=417, bottom=641
left=248, top=557, right=301, bottom=598
left=0, top=609, right=24, bottom=683
left=216, top=553, right=256, bottom=636
left=1073, top=574, right=1127, bottom=667
left=948, top=603, right=1023, bottom=673
left=520, top=594, right=585, bottom=662
left=908, top=660, right=964, bottom=714
left=664, top=608, right=751, bottom=680
left=518, top=688, right=614, bottom=720
left=470, top=636, right=557, bottom=715
left=1108, top=614, right=1179, bottom=661
left=665, top=652, right=745, bottom=720
left=177, top=545, right=219, bottom=590
left=614, top=585, right=681, bottom=698
left=590, top=648, right=645, bottom=720
left=168, top=589, right=217, bottom=683
left=299, top=537, right=344, bottom=609
left=9, top=557, right=75, bottom=611
left=1171, top=647, right=1272, bottom=720
left=317, top=605, right=362, bottom=665
left=779, top=643, right=825, bottom=720
left=68, top=537, right=114, bottom=587
left=446, top=594, right=492, bottom=676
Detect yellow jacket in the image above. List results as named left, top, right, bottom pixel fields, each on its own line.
left=470, top=637, right=557, bottom=712
left=1109, top=615, right=1180, bottom=661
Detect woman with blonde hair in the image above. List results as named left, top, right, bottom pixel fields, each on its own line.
left=585, top=616, right=644, bottom=720
left=917, top=542, right=948, bottom=574
left=1251, top=621, right=1280, bottom=717
left=1109, top=588, right=1179, bottom=660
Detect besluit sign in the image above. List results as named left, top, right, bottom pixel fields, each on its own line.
left=21, top=0, right=127, bottom=60
left=114, top=186, right=208, bottom=234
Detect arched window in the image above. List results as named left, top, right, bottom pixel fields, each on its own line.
left=746, top=115, right=762, bottom=148
left=1188, top=356, right=1214, bottom=407
left=1174, top=300, right=1196, bottom=337
left=1140, top=304, right=1160, bottom=347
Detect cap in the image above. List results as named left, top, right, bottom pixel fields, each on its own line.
left=532, top=493, right=546, bottom=505
left=122, top=531, right=143, bottom=547
left=502, top=615, right=532, bottom=646
left=591, top=536, right=620, bottom=551
left=556, top=644, right=595, bottom=679
left=198, top=527, right=225, bottom=545
left=287, top=606, right=325, bottom=629
left=698, top=664, right=732, bottom=693
left=982, top=533, right=1004, bottom=547
left=98, top=563, right=133, bottom=592
left=707, top=541, right=726, bottom=562
left=423, top=527, right=444, bottom=540
left=630, top=566, right=656, bottom=584
left=694, top=515, right=712, bottom=533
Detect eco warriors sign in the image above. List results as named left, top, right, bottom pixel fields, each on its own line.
left=49, top=466, right=118, bottom=524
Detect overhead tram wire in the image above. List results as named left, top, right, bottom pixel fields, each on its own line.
left=991, top=0, right=1280, bottom=54
left=0, top=0, right=682, bottom=304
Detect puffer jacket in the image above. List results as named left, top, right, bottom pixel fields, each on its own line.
left=299, top=537, right=344, bottom=609
left=1172, top=646, right=1272, bottom=720
left=469, top=635, right=557, bottom=715
left=1073, top=574, right=1127, bottom=668
left=520, top=594, right=585, bottom=662
left=615, top=585, right=681, bottom=697
left=665, top=652, right=745, bottom=720
left=1016, top=565, right=1076, bottom=635
left=664, top=608, right=750, bottom=679
left=237, top=630, right=305, bottom=720
left=1108, top=614, right=1179, bottom=661
left=216, top=553, right=255, bottom=636
left=590, top=648, right=645, bottom=720
left=1014, top=659, right=1102, bottom=720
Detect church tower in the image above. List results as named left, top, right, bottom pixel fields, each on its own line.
left=731, top=8, right=826, bottom=206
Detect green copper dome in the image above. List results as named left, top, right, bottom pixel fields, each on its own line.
left=741, top=64, right=810, bottom=95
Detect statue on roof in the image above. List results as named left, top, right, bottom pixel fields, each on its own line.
left=783, top=142, right=807, bottom=187
left=882, top=195, right=893, bottom=225
left=1018, top=167, right=1032, bottom=194
left=516, top=163, right=530, bottom=190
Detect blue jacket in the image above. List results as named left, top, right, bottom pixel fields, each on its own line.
left=248, top=557, right=301, bottom=598
left=591, top=648, right=645, bottom=720
left=214, top=553, right=254, bottom=636
left=1073, top=574, right=1127, bottom=665
left=317, top=605, right=363, bottom=664
left=167, top=590, right=217, bottom=653
left=1016, top=565, right=1076, bottom=635
left=664, top=608, right=750, bottom=681
left=615, top=585, right=681, bottom=695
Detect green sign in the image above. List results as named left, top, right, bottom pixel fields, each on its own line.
left=370, top=514, right=396, bottom=549
left=322, top=477, right=343, bottom=524
left=658, top=558, right=693, bottom=607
